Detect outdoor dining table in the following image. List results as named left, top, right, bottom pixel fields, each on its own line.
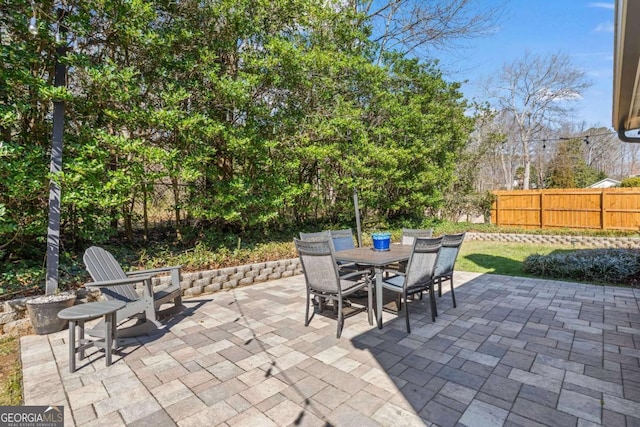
left=335, top=244, right=412, bottom=329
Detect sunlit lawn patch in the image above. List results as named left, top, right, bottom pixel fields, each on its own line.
left=456, top=241, right=577, bottom=278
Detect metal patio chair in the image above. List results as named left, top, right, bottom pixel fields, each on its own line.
left=433, top=232, right=466, bottom=309
left=382, top=236, right=442, bottom=333
left=294, top=238, right=373, bottom=338
left=401, top=228, right=434, bottom=246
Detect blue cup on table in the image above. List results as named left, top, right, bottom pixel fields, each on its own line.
left=372, top=232, right=391, bottom=251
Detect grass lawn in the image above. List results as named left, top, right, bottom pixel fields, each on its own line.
left=456, top=240, right=577, bottom=278
left=0, top=336, right=22, bottom=405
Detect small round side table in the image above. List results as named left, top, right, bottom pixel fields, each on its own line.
left=58, top=300, right=125, bottom=372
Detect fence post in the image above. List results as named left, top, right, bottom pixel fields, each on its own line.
left=540, top=191, right=545, bottom=229
left=601, top=190, right=606, bottom=230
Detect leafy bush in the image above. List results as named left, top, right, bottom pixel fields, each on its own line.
left=523, top=249, right=640, bottom=286
left=621, top=176, right=640, bottom=187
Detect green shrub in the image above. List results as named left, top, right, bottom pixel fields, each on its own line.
left=621, top=176, right=640, bottom=187
left=523, top=249, right=640, bottom=286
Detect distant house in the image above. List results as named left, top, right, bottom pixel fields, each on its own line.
left=588, top=178, right=621, bottom=188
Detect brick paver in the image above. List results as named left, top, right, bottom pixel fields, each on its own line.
left=21, top=272, right=640, bottom=426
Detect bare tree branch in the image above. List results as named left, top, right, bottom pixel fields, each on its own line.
left=482, top=51, right=592, bottom=189
left=357, top=0, right=507, bottom=61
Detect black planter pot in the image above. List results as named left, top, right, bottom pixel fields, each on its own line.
left=26, top=293, right=76, bottom=335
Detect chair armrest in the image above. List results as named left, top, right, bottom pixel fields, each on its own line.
left=84, top=275, right=154, bottom=288
left=382, top=269, right=405, bottom=278
left=126, top=265, right=182, bottom=277
left=339, top=270, right=373, bottom=281
left=85, top=274, right=155, bottom=298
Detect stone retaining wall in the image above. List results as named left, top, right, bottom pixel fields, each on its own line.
left=465, top=232, right=640, bottom=248
left=0, top=258, right=303, bottom=335
left=3, top=233, right=639, bottom=335
left=164, top=258, right=302, bottom=298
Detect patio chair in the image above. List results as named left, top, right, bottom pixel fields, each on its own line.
left=433, top=232, right=466, bottom=309
left=299, top=230, right=331, bottom=241
left=300, top=229, right=358, bottom=271
left=294, top=238, right=373, bottom=338
left=82, top=246, right=184, bottom=337
left=401, top=228, right=434, bottom=245
left=396, top=228, right=434, bottom=273
left=330, top=228, right=361, bottom=272
left=382, top=236, right=443, bottom=333
left=330, top=228, right=357, bottom=251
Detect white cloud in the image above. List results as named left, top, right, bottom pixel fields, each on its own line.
left=588, top=2, right=615, bottom=10
left=593, top=21, right=614, bottom=32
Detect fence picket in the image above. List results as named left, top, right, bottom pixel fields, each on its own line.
left=490, top=188, right=640, bottom=231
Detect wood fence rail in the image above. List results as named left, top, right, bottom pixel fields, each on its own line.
left=490, top=188, right=640, bottom=231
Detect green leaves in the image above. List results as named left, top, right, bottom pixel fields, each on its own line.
left=524, top=249, right=640, bottom=285
left=2, top=0, right=472, bottom=257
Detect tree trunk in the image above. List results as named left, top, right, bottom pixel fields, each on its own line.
left=171, top=176, right=182, bottom=241
left=500, top=149, right=512, bottom=190
left=523, top=154, right=531, bottom=190
left=122, top=201, right=133, bottom=242
left=142, top=181, right=149, bottom=241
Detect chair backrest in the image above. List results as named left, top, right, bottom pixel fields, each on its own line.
left=401, top=228, right=434, bottom=246
left=404, top=236, right=443, bottom=289
left=329, top=228, right=356, bottom=251
left=434, top=232, right=466, bottom=277
left=294, top=238, right=342, bottom=294
left=83, top=246, right=140, bottom=302
left=299, top=230, right=331, bottom=241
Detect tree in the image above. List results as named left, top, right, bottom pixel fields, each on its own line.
left=357, top=0, right=505, bottom=62
left=483, top=51, right=591, bottom=189
left=546, top=138, right=605, bottom=188
left=360, top=54, right=473, bottom=221
left=441, top=104, right=503, bottom=219
left=2, top=0, right=474, bottom=291
left=1, top=0, right=63, bottom=258
left=581, top=127, right=625, bottom=179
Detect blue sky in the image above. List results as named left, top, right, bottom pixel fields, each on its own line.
left=440, top=1, right=615, bottom=129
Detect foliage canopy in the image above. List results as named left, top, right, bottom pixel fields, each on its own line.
left=1, top=0, right=473, bottom=290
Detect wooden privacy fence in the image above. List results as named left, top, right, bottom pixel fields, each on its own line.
left=490, top=188, right=640, bottom=231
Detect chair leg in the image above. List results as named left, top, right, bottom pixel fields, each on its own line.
left=438, top=278, right=443, bottom=297
left=367, top=285, right=373, bottom=326
left=428, top=285, right=437, bottom=322
left=337, top=297, right=344, bottom=338
left=305, top=290, right=311, bottom=326
left=450, top=277, right=457, bottom=308
left=404, top=290, right=411, bottom=333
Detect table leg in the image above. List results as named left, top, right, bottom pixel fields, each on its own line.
left=111, top=312, right=118, bottom=350
left=105, top=313, right=112, bottom=367
left=78, top=319, right=85, bottom=360
left=375, top=266, right=383, bottom=329
left=68, top=320, right=76, bottom=373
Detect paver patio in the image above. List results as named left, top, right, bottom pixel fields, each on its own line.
left=21, top=271, right=640, bottom=426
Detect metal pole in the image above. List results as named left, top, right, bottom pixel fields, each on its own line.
left=45, top=8, right=67, bottom=295
left=353, top=187, right=362, bottom=247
